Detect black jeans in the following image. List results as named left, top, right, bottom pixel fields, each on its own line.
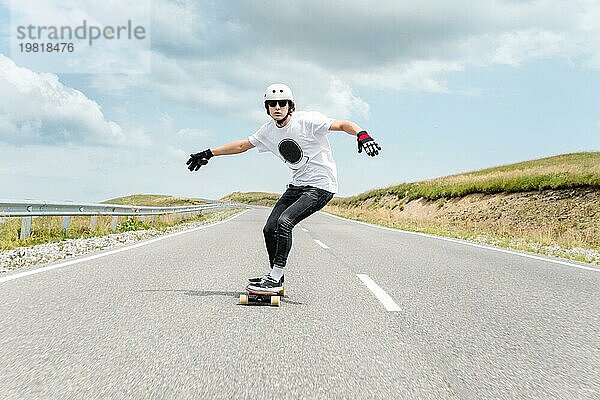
left=263, top=184, right=334, bottom=268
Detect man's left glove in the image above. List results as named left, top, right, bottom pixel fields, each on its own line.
left=357, top=131, right=381, bottom=157
left=186, top=149, right=213, bottom=171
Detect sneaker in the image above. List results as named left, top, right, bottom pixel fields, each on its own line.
left=248, top=273, right=284, bottom=284
left=247, top=275, right=283, bottom=292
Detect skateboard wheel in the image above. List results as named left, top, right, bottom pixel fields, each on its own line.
left=240, top=294, right=249, bottom=305
left=270, top=296, right=280, bottom=307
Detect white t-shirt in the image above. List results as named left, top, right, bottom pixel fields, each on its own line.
left=248, top=111, right=338, bottom=193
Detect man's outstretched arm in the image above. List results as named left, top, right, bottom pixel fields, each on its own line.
left=329, top=120, right=381, bottom=157
left=211, top=139, right=255, bottom=156
left=187, top=139, right=255, bottom=171
left=329, top=120, right=364, bottom=136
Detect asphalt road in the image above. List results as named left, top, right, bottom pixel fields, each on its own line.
left=0, top=208, right=598, bottom=399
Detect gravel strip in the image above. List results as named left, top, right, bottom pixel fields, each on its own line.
left=0, top=208, right=245, bottom=274
left=470, top=235, right=600, bottom=265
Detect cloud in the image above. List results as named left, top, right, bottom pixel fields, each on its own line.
left=87, top=0, right=600, bottom=124
left=456, top=29, right=573, bottom=67
left=90, top=51, right=370, bottom=122
left=149, top=0, right=206, bottom=57
left=152, top=113, right=214, bottom=160
left=217, top=0, right=593, bottom=67
left=326, top=78, right=370, bottom=119
left=350, top=60, right=464, bottom=93
left=176, top=128, right=210, bottom=139
left=304, top=77, right=370, bottom=119
left=146, top=0, right=599, bottom=71
left=0, top=142, right=187, bottom=201
left=0, top=54, right=148, bottom=146
left=7, top=0, right=151, bottom=73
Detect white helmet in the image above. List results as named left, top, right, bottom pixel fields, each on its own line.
left=264, top=83, right=294, bottom=102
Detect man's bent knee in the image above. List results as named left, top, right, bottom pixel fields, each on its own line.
left=276, top=216, right=294, bottom=232
left=263, top=224, right=276, bottom=237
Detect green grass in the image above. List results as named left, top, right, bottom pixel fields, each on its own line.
left=331, top=152, right=600, bottom=207
left=219, top=191, right=281, bottom=207
left=102, top=194, right=209, bottom=207
left=323, top=206, right=600, bottom=265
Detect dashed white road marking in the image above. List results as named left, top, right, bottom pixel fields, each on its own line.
left=301, top=228, right=309, bottom=232
left=0, top=209, right=250, bottom=285
left=314, top=239, right=329, bottom=249
left=321, top=212, right=600, bottom=273
left=357, top=274, right=401, bottom=312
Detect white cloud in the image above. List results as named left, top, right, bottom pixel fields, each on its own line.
left=455, top=29, right=572, bottom=67
left=90, top=52, right=372, bottom=122
left=176, top=128, right=210, bottom=139
left=150, top=0, right=205, bottom=55
left=0, top=54, right=148, bottom=146
left=86, top=0, right=600, bottom=124
left=350, top=60, right=464, bottom=93
left=149, top=113, right=215, bottom=161
left=0, top=142, right=189, bottom=201
left=8, top=0, right=151, bottom=73
left=165, top=145, right=187, bottom=161
left=308, top=77, right=370, bottom=120
left=326, top=78, right=370, bottom=119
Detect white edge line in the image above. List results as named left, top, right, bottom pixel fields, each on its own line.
left=319, top=211, right=600, bottom=273
left=314, top=239, right=329, bottom=249
left=0, top=209, right=251, bottom=285
left=357, top=274, right=401, bottom=312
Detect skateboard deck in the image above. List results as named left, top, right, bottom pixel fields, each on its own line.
left=240, top=287, right=285, bottom=307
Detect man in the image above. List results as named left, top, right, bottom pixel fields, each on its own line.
left=186, top=83, right=381, bottom=292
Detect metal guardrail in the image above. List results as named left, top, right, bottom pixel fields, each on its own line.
left=0, top=200, right=234, bottom=217
left=0, top=199, right=244, bottom=240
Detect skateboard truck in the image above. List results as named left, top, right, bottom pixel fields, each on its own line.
left=240, top=287, right=285, bottom=307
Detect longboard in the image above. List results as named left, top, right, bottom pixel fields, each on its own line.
left=240, top=287, right=285, bottom=307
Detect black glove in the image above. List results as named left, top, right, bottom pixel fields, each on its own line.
left=357, top=131, right=381, bottom=157
left=186, top=149, right=213, bottom=171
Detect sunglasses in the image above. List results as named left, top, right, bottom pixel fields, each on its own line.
left=266, top=100, right=289, bottom=108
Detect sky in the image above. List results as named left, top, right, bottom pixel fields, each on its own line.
left=0, top=0, right=599, bottom=202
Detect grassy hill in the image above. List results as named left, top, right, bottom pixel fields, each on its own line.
left=102, top=194, right=210, bottom=207
left=219, top=191, right=280, bottom=206
left=332, top=152, right=600, bottom=207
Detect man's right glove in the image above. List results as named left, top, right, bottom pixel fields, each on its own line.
left=357, top=131, right=381, bottom=157
left=186, top=149, right=213, bottom=171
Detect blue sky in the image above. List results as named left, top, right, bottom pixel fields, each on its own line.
left=0, top=0, right=598, bottom=202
